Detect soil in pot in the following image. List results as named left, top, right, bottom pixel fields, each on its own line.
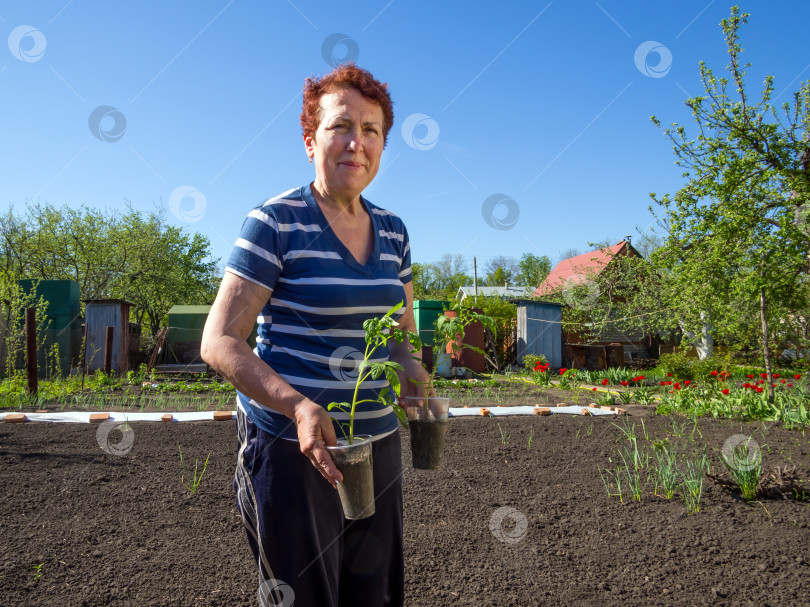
left=403, top=397, right=450, bottom=470
left=328, top=435, right=375, bottom=519
left=408, top=419, right=448, bottom=469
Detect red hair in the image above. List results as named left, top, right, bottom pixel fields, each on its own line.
left=300, top=64, right=394, bottom=147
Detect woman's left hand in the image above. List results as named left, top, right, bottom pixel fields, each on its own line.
left=390, top=349, right=433, bottom=400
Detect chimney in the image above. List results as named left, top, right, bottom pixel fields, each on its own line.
left=625, top=235, right=632, bottom=244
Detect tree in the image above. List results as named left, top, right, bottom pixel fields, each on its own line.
left=649, top=6, right=810, bottom=399
left=114, top=207, right=220, bottom=336
left=0, top=201, right=220, bottom=340
left=410, top=254, right=472, bottom=300
left=516, top=253, right=551, bottom=289
left=556, top=248, right=583, bottom=264
left=482, top=256, right=518, bottom=286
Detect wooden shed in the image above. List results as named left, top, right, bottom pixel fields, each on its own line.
left=515, top=299, right=563, bottom=368
left=84, top=300, right=132, bottom=374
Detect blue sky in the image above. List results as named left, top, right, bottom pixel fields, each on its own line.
left=2, top=1, right=809, bottom=273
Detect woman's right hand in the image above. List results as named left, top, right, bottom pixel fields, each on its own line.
left=293, top=399, right=343, bottom=487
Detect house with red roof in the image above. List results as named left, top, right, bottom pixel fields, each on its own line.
left=533, top=240, right=641, bottom=298
left=532, top=240, right=659, bottom=367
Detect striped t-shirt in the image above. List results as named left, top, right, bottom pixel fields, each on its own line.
left=225, top=184, right=412, bottom=440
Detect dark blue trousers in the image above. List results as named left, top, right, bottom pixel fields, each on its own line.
left=234, top=408, right=404, bottom=607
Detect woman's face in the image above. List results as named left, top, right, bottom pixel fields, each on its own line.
left=305, top=86, right=385, bottom=202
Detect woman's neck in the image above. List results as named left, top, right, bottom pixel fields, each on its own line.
left=311, top=180, right=362, bottom=215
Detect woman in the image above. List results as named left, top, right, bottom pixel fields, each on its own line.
left=201, top=64, right=428, bottom=607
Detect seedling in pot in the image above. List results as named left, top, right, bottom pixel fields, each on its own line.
left=327, top=300, right=417, bottom=444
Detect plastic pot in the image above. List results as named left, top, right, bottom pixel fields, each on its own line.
left=327, top=435, right=375, bottom=520
left=402, top=397, right=450, bottom=470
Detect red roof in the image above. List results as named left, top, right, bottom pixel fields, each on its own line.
left=534, top=242, right=632, bottom=297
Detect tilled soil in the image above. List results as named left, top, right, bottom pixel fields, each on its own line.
left=1, top=412, right=809, bottom=606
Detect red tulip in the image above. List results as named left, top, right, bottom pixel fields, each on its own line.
left=710, top=371, right=718, bottom=377
left=601, top=379, right=609, bottom=385
left=722, top=389, right=730, bottom=395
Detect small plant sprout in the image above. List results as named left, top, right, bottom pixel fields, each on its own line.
left=650, top=439, right=679, bottom=499
left=527, top=426, right=533, bottom=450
left=327, top=301, right=417, bottom=444
left=178, top=443, right=210, bottom=494
left=497, top=422, right=510, bottom=445
left=720, top=435, right=762, bottom=502
left=680, top=455, right=706, bottom=514
left=33, top=563, right=43, bottom=582
left=619, top=448, right=644, bottom=502
left=599, top=464, right=625, bottom=503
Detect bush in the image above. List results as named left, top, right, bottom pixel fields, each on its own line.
left=691, top=353, right=735, bottom=382
left=522, top=354, right=548, bottom=371
left=656, top=352, right=694, bottom=381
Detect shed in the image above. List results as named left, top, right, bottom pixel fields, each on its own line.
left=84, top=300, right=132, bottom=374
left=17, top=279, right=82, bottom=377
left=413, top=300, right=448, bottom=371
left=164, top=305, right=259, bottom=366
left=515, top=299, right=563, bottom=369
left=167, top=305, right=212, bottom=364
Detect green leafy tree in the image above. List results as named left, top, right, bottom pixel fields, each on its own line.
left=482, top=256, right=518, bottom=287
left=516, top=252, right=551, bottom=288
left=649, top=6, right=810, bottom=401
left=0, top=202, right=220, bottom=340
left=411, top=254, right=472, bottom=300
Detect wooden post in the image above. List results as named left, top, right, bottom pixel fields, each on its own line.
left=104, top=326, right=114, bottom=375
left=25, top=307, right=38, bottom=395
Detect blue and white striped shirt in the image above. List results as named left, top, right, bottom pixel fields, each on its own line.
left=226, top=184, right=412, bottom=440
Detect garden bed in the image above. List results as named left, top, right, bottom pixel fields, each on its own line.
left=1, top=407, right=808, bottom=606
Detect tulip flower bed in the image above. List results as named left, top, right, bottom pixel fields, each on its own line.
left=1, top=406, right=808, bottom=606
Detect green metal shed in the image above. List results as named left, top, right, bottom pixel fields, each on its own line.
left=413, top=300, right=449, bottom=347
left=17, top=279, right=82, bottom=378
left=166, top=305, right=211, bottom=364
left=166, top=305, right=259, bottom=364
